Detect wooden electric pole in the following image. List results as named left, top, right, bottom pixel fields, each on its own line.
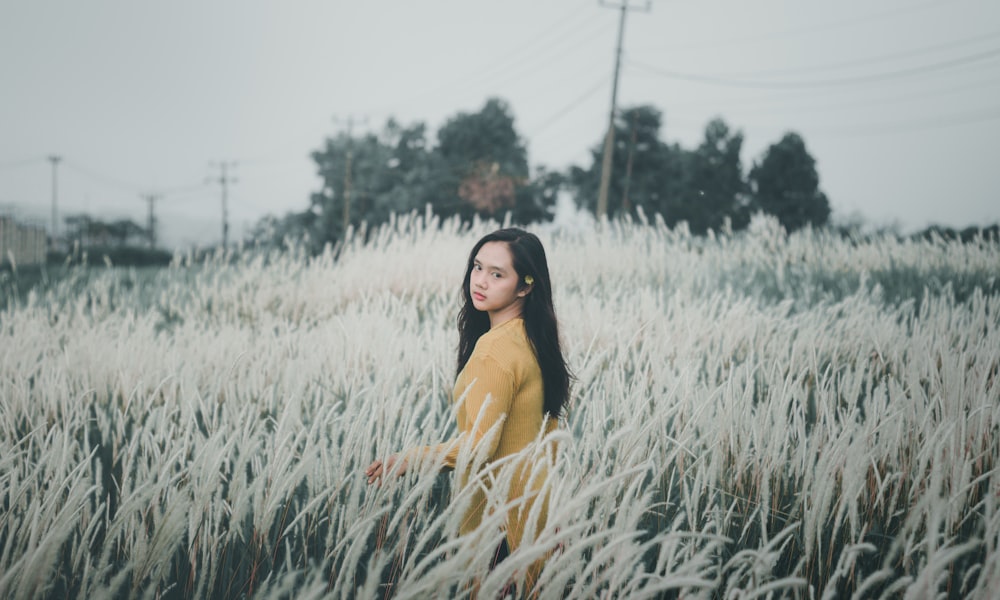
left=596, top=0, right=650, bottom=219
left=209, top=161, right=238, bottom=248
left=48, top=155, right=61, bottom=248
left=142, top=193, right=161, bottom=249
left=333, top=116, right=367, bottom=233
left=343, top=150, right=353, bottom=230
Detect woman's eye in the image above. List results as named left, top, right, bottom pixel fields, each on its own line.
left=492, top=272, right=501, bottom=279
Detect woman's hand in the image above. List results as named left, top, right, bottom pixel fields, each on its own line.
left=365, top=454, right=406, bottom=484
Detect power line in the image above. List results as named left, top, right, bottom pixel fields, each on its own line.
left=637, top=0, right=969, bottom=53
left=4, top=152, right=213, bottom=202
left=528, top=73, right=611, bottom=138
left=706, top=74, right=1000, bottom=119
left=61, top=159, right=145, bottom=194
left=358, top=7, right=605, bottom=116
left=625, top=45, right=1000, bottom=89
left=689, top=29, right=1000, bottom=79
left=0, top=156, right=46, bottom=172
left=810, top=105, right=1000, bottom=137
left=157, top=182, right=211, bottom=197
left=457, top=11, right=603, bottom=87
left=335, top=8, right=617, bottom=145
left=460, top=16, right=612, bottom=93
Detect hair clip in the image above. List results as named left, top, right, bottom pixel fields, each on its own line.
left=524, top=275, right=534, bottom=286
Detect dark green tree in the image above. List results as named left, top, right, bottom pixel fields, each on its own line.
left=571, top=105, right=688, bottom=221
left=63, top=214, right=97, bottom=246
left=249, top=210, right=317, bottom=250
left=306, top=119, right=431, bottom=249
left=362, top=119, right=436, bottom=225
left=749, top=132, right=830, bottom=231
left=673, top=118, right=751, bottom=234
left=432, top=97, right=549, bottom=223
left=63, top=214, right=148, bottom=248
left=259, top=99, right=557, bottom=252
left=532, top=166, right=567, bottom=215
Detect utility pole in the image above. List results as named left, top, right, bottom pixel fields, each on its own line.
left=142, top=193, right=161, bottom=249
left=622, top=110, right=639, bottom=214
left=343, top=150, right=353, bottom=230
left=333, top=116, right=367, bottom=233
left=209, top=161, right=238, bottom=248
left=596, top=0, right=651, bottom=219
left=48, top=155, right=61, bottom=248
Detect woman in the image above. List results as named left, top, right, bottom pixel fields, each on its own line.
left=365, top=227, right=571, bottom=592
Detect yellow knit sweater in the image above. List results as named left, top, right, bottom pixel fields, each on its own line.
left=411, top=317, right=557, bottom=584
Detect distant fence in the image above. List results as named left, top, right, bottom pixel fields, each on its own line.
left=0, top=215, right=47, bottom=267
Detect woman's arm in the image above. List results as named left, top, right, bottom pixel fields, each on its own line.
left=454, top=354, right=515, bottom=463
left=365, top=353, right=515, bottom=484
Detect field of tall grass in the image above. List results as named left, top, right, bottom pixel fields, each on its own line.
left=1, top=211, right=998, bottom=598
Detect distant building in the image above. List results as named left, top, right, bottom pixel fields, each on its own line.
left=0, top=215, right=47, bottom=267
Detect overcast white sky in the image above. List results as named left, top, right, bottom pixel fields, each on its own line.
left=2, top=0, right=998, bottom=249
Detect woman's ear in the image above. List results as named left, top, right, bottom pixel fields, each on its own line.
left=518, top=275, right=535, bottom=298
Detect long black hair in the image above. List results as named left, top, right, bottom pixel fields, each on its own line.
left=457, top=228, right=571, bottom=419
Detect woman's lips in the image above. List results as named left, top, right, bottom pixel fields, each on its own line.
left=472, top=292, right=486, bottom=301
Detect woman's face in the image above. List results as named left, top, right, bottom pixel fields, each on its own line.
left=469, top=241, right=528, bottom=323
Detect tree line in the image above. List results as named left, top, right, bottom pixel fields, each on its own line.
left=44, top=214, right=172, bottom=266
left=254, top=97, right=831, bottom=250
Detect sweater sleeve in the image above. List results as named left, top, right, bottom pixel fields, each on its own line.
left=404, top=438, right=462, bottom=470
left=458, top=353, right=515, bottom=464
left=402, top=353, right=515, bottom=470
